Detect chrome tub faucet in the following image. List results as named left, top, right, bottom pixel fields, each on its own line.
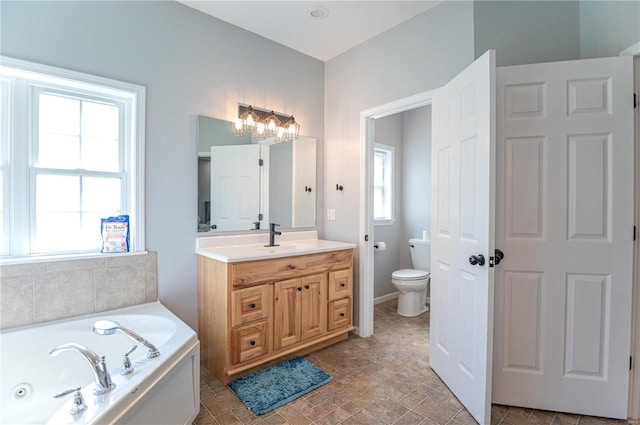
left=93, top=320, right=160, bottom=358
left=49, top=343, right=115, bottom=395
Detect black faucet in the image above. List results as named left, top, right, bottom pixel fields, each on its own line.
left=266, top=223, right=281, bottom=247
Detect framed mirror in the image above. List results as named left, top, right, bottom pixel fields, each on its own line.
left=197, top=115, right=316, bottom=233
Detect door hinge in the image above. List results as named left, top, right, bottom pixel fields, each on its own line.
left=635, top=93, right=638, bottom=109
left=258, top=213, right=263, bottom=221
left=631, top=356, right=634, bottom=370
left=364, top=234, right=369, bottom=242
left=634, top=225, right=637, bottom=241
left=259, top=159, right=264, bottom=166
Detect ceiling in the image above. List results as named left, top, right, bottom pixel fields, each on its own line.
left=177, top=1, right=443, bottom=62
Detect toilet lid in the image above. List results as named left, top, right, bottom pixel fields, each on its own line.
left=392, top=269, right=429, bottom=280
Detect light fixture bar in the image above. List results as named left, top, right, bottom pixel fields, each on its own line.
left=233, top=104, right=300, bottom=142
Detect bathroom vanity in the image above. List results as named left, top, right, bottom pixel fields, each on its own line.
left=196, top=232, right=355, bottom=384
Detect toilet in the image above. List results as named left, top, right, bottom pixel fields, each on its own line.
left=391, top=238, right=431, bottom=317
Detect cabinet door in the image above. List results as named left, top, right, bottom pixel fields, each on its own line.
left=300, top=274, right=327, bottom=341
left=328, top=297, right=352, bottom=331
left=274, top=279, right=301, bottom=350
left=230, top=284, right=270, bottom=327
left=328, top=269, right=352, bottom=301
left=230, top=320, right=268, bottom=365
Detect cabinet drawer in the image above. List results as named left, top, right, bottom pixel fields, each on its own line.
left=231, top=321, right=269, bottom=365
left=328, top=269, right=352, bottom=301
left=231, top=285, right=271, bottom=327
left=231, top=249, right=353, bottom=287
left=328, top=298, right=352, bottom=331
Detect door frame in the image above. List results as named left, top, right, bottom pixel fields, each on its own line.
left=358, top=89, right=436, bottom=337
left=621, top=41, right=640, bottom=421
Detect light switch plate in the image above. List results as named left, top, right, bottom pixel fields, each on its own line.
left=327, top=209, right=336, bottom=221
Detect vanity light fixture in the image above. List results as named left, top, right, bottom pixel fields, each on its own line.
left=232, top=104, right=300, bottom=142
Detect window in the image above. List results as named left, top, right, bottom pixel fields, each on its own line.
left=373, top=144, right=394, bottom=224
left=0, top=56, right=145, bottom=259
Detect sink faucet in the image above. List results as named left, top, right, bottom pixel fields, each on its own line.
left=266, top=223, right=281, bottom=247
left=49, top=343, right=115, bottom=395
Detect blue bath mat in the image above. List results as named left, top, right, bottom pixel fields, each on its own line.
left=228, top=357, right=332, bottom=415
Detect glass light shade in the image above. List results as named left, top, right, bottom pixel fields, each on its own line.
left=240, top=106, right=259, bottom=133
left=264, top=111, right=281, bottom=137
left=275, top=126, right=287, bottom=143
left=231, top=118, right=246, bottom=136
left=254, top=122, right=267, bottom=140
left=284, top=116, right=300, bottom=140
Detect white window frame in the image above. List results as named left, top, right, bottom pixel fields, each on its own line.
left=0, top=56, right=145, bottom=261
left=373, top=143, right=394, bottom=226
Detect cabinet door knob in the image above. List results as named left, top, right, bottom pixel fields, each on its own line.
left=297, top=287, right=302, bottom=292
left=305, top=285, right=310, bottom=289
left=340, top=282, right=346, bottom=287
left=250, top=340, right=256, bottom=346
left=339, top=313, right=345, bottom=317
left=250, top=303, right=256, bottom=309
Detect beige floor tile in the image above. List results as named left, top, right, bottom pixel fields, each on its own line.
left=197, top=299, right=635, bottom=425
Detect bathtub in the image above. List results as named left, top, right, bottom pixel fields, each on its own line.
left=0, top=302, right=200, bottom=425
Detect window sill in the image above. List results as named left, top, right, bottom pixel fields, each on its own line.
left=0, top=250, right=149, bottom=266
left=374, top=219, right=396, bottom=227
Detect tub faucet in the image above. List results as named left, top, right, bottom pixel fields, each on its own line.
left=266, top=223, right=281, bottom=247
left=49, top=343, right=115, bottom=395
left=92, top=320, right=160, bottom=358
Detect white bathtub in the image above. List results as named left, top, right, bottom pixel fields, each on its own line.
left=0, top=302, right=200, bottom=425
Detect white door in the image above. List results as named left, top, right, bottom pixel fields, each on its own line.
left=210, top=144, right=260, bottom=231
left=430, top=50, right=496, bottom=425
left=493, top=56, right=634, bottom=418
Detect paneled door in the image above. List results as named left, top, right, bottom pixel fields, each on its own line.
left=430, top=50, right=496, bottom=425
left=493, top=56, right=634, bottom=418
left=210, top=144, right=260, bottom=231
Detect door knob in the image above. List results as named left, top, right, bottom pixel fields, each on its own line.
left=494, top=249, right=504, bottom=265
left=469, top=254, right=485, bottom=266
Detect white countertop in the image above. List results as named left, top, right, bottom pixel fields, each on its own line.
left=196, top=231, right=356, bottom=263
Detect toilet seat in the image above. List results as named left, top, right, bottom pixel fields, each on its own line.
left=392, top=269, right=429, bottom=281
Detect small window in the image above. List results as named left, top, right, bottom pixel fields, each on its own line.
left=373, top=144, right=394, bottom=224
left=1, top=56, right=145, bottom=259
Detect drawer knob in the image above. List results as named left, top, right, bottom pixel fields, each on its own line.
left=297, top=287, right=302, bottom=292
left=340, top=282, right=346, bottom=287
left=250, top=340, right=256, bottom=346
left=305, top=285, right=310, bottom=289
left=250, top=303, right=256, bottom=309
left=339, top=313, right=345, bottom=317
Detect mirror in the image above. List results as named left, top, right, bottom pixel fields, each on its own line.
left=197, top=115, right=316, bottom=233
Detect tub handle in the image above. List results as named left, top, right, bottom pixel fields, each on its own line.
left=53, top=386, right=87, bottom=416
left=121, top=345, right=137, bottom=375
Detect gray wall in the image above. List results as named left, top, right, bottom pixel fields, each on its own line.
left=580, top=1, right=640, bottom=58
left=0, top=0, right=325, bottom=330
left=474, top=1, right=581, bottom=66
left=373, top=106, right=432, bottom=300
left=402, top=106, right=431, bottom=250
left=372, top=114, right=404, bottom=299
left=324, top=1, right=475, bottom=322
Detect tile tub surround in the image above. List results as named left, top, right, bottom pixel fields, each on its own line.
left=194, top=299, right=635, bottom=425
left=0, top=252, right=158, bottom=329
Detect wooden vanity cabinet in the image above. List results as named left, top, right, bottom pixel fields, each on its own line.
left=198, top=248, right=353, bottom=384
left=274, top=273, right=327, bottom=350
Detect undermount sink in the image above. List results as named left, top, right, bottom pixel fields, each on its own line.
left=195, top=233, right=357, bottom=263
left=252, top=242, right=315, bottom=252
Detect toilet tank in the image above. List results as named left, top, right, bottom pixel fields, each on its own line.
left=409, top=238, right=431, bottom=272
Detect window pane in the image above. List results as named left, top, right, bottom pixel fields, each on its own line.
left=0, top=171, right=4, bottom=254
left=82, top=176, right=121, bottom=213
left=36, top=174, right=80, bottom=212
left=81, top=101, right=119, bottom=139
left=37, top=133, right=80, bottom=168
left=39, top=94, right=80, bottom=136
left=33, top=212, right=82, bottom=253
left=82, top=138, right=120, bottom=171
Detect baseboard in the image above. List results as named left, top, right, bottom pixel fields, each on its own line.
left=374, top=292, right=398, bottom=304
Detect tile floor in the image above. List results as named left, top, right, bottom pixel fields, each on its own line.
left=195, top=299, right=634, bottom=425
